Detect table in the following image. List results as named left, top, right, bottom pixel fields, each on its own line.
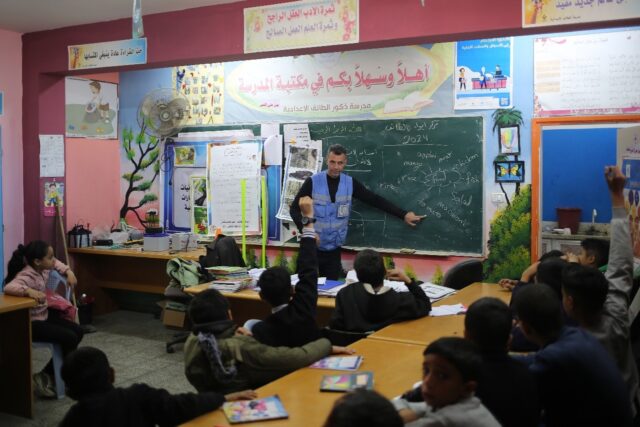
left=0, top=294, right=37, bottom=418
left=182, top=338, right=425, bottom=427
left=368, top=282, right=511, bottom=346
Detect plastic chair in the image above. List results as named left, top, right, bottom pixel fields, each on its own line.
left=322, top=327, right=373, bottom=346
left=442, top=259, right=484, bottom=290
left=32, top=271, right=71, bottom=399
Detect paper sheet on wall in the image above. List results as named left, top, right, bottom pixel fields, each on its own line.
left=276, top=143, right=322, bottom=221
left=260, top=123, right=280, bottom=138
left=208, top=142, right=262, bottom=234
left=172, top=167, right=202, bottom=228
left=39, top=134, right=65, bottom=177
left=264, top=135, right=283, bottom=166
left=283, top=124, right=311, bottom=146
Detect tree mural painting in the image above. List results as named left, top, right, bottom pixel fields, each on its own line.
left=120, top=126, right=161, bottom=227
left=484, top=184, right=532, bottom=282
left=492, top=107, right=524, bottom=205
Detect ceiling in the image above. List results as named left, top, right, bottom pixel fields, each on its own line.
left=0, top=0, right=243, bottom=33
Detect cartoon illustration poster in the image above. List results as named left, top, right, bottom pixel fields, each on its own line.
left=172, top=63, right=224, bottom=126
left=65, top=77, right=119, bottom=139
left=44, top=182, right=64, bottom=217
left=174, top=146, right=196, bottom=167
left=190, top=176, right=209, bottom=235
left=523, top=0, right=640, bottom=28
left=454, top=38, right=513, bottom=110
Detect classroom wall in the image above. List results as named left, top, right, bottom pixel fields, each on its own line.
left=0, top=28, right=24, bottom=264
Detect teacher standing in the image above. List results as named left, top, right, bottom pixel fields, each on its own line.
left=290, top=144, right=424, bottom=280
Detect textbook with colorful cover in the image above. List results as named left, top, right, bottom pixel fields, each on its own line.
left=320, top=371, right=374, bottom=392
left=309, top=355, right=363, bottom=371
left=222, top=395, right=288, bottom=424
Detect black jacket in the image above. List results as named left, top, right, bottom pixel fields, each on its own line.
left=252, top=236, right=322, bottom=347
left=330, top=281, right=431, bottom=332
left=59, top=383, right=224, bottom=427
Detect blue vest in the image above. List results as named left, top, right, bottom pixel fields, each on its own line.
left=312, top=171, right=353, bottom=251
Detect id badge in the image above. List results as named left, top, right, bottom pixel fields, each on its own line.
left=337, top=204, right=350, bottom=218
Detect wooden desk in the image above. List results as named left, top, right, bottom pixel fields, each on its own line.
left=182, top=338, right=424, bottom=427
left=0, top=294, right=37, bottom=418
left=368, top=283, right=511, bottom=346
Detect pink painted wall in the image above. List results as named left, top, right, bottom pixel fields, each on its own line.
left=0, top=28, right=23, bottom=263
left=65, top=72, right=121, bottom=232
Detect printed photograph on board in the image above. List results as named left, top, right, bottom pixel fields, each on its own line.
left=65, top=77, right=118, bottom=139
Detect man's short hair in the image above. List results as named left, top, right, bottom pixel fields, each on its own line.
left=258, top=266, right=292, bottom=306
left=354, top=249, right=385, bottom=287
left=328, top=144, right=347, bottom=157
left=423, top=337, right=482, bottom=382
left=188, top=289, right=230, bottom=325
left=465, top=297, right=511, bottom=353
left=536, top=258, right=570, bottom=299
left=61, top=347, right=111, bottom=400
left=581, top=238, right=610, bottom=268
left=513, top=283, right=563, bottom=339
left=539, top=250, right=564, bottom=262
left=323, top=389, right=403, bottom=427
left=561, top=263, right=608, bottom=315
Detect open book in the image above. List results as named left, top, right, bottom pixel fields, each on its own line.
left=222, top=395, right=288, bottom=424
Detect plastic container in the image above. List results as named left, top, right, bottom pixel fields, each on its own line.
left=556, top=208, right=582, bottom=235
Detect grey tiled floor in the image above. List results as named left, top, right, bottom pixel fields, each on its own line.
left=0, top=311, right=193, bottom=426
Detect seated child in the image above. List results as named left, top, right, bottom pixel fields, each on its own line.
left=513, top=283, right=632, bottom=427
left=323, top=389, right=403, bottom=427
left=251, top=196, right=322, bottom=347
left=329, top=249, right=431, bottom=332
left=59, top=347, right=256, bottom=427
left=561, top=165, right=639, bottom=415
left=393, top=337, right=500, bottom=427
left=184, top=288, right=353, bottom=394
left=3, top=240, right=84, bottom=398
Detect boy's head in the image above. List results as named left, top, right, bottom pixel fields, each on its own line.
left=257, top=266, right=293, bottom=307
left=561, top=263, right=608, bottom=321
left=464, top=297, right=511, bottom=353
left=539, top=249, right=564, bottom=262
left=354, top=249, right=386, bottom=287
left=536, top=257, right=570, bottom=299
left=421, top=337, right=481, bottom=409
left=323, top=389, right=402, bottom=427
left=89, top=80, right=101, bottom=93
left=61, top=347, right=114, bottom=400
left=578, top=238, right=610, bottom=268
left=513, top=283, right=563, bottom=345
left=188, top=289, right=231, bottom=325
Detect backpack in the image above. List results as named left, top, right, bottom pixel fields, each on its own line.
left=166, top=258, right=204, bottom=289
left=198, top=235, right=245, bottom=281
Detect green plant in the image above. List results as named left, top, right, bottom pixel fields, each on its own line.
left=287, top=251, right=299, bottom=275
left=484, top=184, right=531, bottom=283
left=491, top=108, right=524, bottom=133
left=119, top=126, right=160, bottom=226
left=403, top=264, right=417, bottom=281
left=245, top=248, right=257, bottom=269
left=383, top=256, right=395, bottom=271
left=431, top=265, right=443, bottom=285
left=273, top=249, right=288, bottom=269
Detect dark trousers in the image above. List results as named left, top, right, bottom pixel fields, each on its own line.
left=32, top=309, right=84, bottom=374
left=317, top=247, right=343, bottom=280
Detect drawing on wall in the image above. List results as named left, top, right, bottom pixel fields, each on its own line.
left=499, top=125, right=520, bottom=155
left=174, top=146, right=196, bottom=167
left=173, top=63, right=224, bottom=126
left=276, top=144, right=322, bottom=221
left=43, top=181, right=64, bottom=217
left=495, top=161, right=525, bottom=183
left=190, top=176, right=208, bottom=235
left=65, top=77, right=118, bottom=139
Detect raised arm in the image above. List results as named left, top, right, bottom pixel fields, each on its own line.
left=352, top=178, right=424, bottom=226
left=289, top=177, right=313, bottom=231
left=290, top=196, right=319, bottom=317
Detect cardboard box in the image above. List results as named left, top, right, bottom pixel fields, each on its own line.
left=157, top=300, right=187, bottom=329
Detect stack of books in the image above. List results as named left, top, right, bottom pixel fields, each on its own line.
left=206, top=266, right=252, bottom=293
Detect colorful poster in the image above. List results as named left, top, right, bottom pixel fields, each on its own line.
left=65, top=77, right=119, bottom=139
left=225, top=43, right=453, bottom=121
left=622, top=158, right=640, bottom=256
left=43, top=182, right=64, bottom=217
left=244, top=0, right=358, bottom=54
left=68, top=38, right=147, bottom=70
left=523, top=0, right=640, bottom=28
left=174, top=146, right=196, bottom=167
left=190, top=176, right=208, bottom=235
left=534, top=30, right=640, bottom=117
left=172, top=64, right=224, bottom=126
left=454, top=38, right=513, bottom=110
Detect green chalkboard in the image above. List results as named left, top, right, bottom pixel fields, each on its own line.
left=304, top=117, right=484, bottom=255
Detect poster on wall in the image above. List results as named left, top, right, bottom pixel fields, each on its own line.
left=534, top=29, right=640, bottom=117
left=276, top=143, right=323, bottom=221
left=190, top=176, right=208, bottom=235
left=523, top=0, right=640, bottom=28
left=39, top=134, right=65, bottom=177
left=225, top=43, right=453, bottom=121
left=172, top=64, right=224, bottom=126
left=618, top=126, right=640, bottom=258
left=68, top=38, right=147, bottom=70
left=244, top=0, right=359, bottom=54
left=65, top=77, right=119, bottom=139
left=43, top=182, right=64, bottom=217
left=454, top=38, right=513, bottom=110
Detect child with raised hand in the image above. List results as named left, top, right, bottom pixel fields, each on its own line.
left=60, top=347, right=256, bottom=427
left=323, top=388, right=403, bottom=427
left=393, top=337, right=500, bottom=427
left=3, top=240, right=83, bottom=398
